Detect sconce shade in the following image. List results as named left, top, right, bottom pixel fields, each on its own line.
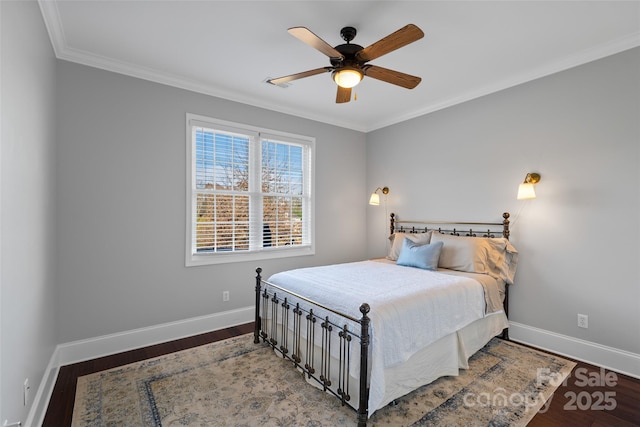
left=517, top=183, right=536, bottom=200
left=369, top=186, right=389, bottom=206
left=333, top=68, right=363, bottom=88
left=517, top=172, right=541, bottom=200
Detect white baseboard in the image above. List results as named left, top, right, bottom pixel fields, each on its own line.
left=24, top=359, right=59, bottom=427
left=509, top=321, right=640, bottom=379
left=27, top=306, right=255, bottom=426
left=55, top=306, right=255, bottom=366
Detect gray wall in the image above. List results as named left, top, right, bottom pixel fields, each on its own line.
left=366, top=47, right=640, bottom=354
left=55, top=61, right=367, bottom=342
left=1, top=0, right=58, bottom=422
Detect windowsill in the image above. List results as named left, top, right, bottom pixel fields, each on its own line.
left=185, top=245, right=315, bottom=267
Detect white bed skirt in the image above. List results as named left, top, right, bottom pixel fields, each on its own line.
left=374, top=310, right=509, bottom=413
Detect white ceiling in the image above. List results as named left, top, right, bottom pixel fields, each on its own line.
left=39, top=1, right=640, bottom=132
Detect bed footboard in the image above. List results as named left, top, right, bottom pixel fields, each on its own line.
left=254, top=268, right=371, bottom=427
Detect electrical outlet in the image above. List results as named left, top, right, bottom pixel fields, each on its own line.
left=23, top=378, right=30, bottom=406
left=223, top=291, right=230, bottom=302
left=577, top=314, right=588, bottom=329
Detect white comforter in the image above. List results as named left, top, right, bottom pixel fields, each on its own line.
left=266, top=260, right=496, bottom=412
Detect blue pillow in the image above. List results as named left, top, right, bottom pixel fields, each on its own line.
left=396, top=238, right=443, bottom=271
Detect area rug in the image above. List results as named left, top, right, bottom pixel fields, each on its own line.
left=72, top=334, right=575, bottom=426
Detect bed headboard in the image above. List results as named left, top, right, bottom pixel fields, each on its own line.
left=390, top=212, right=511, bottom=240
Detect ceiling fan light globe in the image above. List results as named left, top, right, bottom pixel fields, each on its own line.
left=333, top=69, right=362, bottom=88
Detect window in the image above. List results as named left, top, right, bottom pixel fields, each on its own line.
left=186, top=114, right=314, bottom=266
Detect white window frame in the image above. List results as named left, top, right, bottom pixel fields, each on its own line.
left=186, top=113, right=315, bottom=266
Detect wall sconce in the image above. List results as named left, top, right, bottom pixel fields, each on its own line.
left=369, top=186, right=389, bottom=205
left=517, top=173, right=541, bottom=200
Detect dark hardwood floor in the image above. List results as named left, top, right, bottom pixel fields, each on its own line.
left=43, top=323, right=640, bottom=426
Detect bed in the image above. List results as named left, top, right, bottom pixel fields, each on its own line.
left=253, top=212, right=517, bottom=427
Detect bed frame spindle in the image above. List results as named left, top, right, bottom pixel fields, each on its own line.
left=320, top=317, right=332, bottom=389
left=292, top=304, right=302, bottom=363
left=338, top=325, right=352, bottom=404
left=280, top=298, right=290, bottom=355
left=305, top=310, right=316, bottom=375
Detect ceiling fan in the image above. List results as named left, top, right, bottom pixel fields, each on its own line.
left=267, top=24, right=424, bottom=103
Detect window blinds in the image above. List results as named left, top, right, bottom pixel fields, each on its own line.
left=189, top=119, right=312, bottom=258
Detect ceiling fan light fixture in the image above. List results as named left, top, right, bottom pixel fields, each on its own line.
left=333, top=68, right=363, bottom=88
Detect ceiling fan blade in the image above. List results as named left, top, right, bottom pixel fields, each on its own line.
left=267, top=67, right=332, bottom=86
left=356, top=24, right=424, bottom=62
left=336, top=86, right=352, bottom=103
left=364, top=65, right=422, bottom=89
left=288, top=27, right=344, bottom=60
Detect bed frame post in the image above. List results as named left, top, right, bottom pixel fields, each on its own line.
left=502, top=212, right=510, bottom=240
left=357, top=303, right=371, bottom=427
left=502, top=286, right=510, bottom=340
left=502, top=212, right=511, bottom=340
left=390, top=213, right=396, bottom=235
left=254, top=267, right=262, bottom=344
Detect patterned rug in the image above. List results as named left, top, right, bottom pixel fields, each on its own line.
left=72, top=333, right=575, bottom=426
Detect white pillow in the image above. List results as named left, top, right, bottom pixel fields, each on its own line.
left=387, top=231, right=432, bottom=261
left=497, top=239, right=519, bottom=285
left=430, top=233, right=514, bottom=281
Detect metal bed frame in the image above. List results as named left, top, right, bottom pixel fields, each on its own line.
left=254, top=212, right=511, bottom=427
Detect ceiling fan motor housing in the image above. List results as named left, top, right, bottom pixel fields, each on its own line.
left=331, top=43, right=365, bottom=67
left=332, top=27, right=365, bottom=69
left=340, top=26, right=357, bottom=42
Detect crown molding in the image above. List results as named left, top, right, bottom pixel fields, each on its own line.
left=39, top=0, right=640, bottom=133
left=38, top=0, right=65, bottom=57
left=58, top=44, right=367, bottom=131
